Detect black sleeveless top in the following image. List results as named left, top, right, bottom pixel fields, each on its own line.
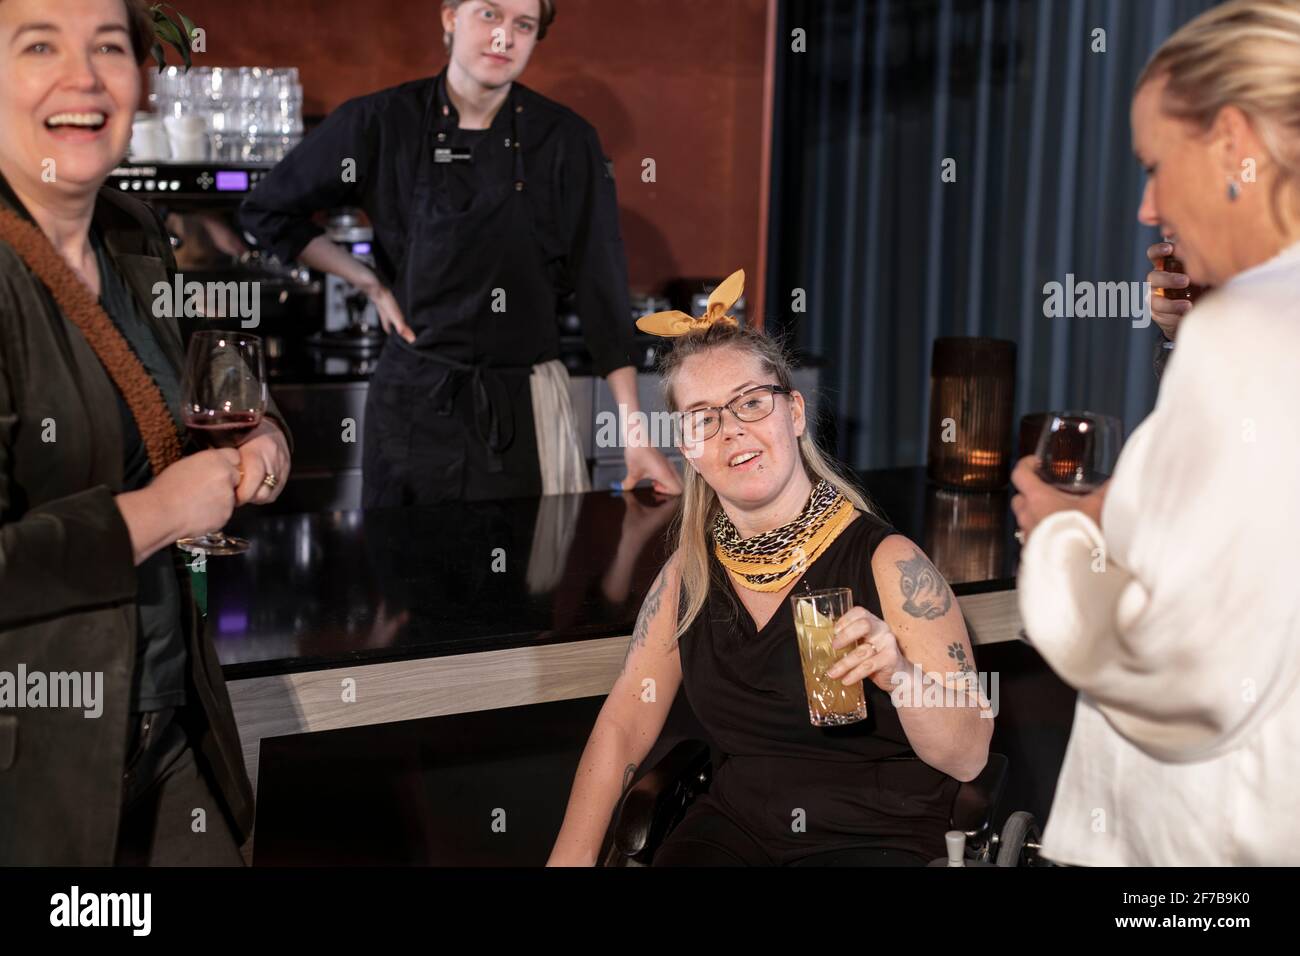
left=678, top=512, right=959, bottom=857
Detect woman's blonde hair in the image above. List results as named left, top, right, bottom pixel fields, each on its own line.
left=1136, top=0, right=1300, bottom=231
left=659, top=323, right=875, bottom=642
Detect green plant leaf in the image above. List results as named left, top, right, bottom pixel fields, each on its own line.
left=149, top=5, right=196, bottom=72
left=153, top=16, right=185, bottom=49
left=177, top=12, right=198, bottom=43
left=159, top=4, right=195, bottom=43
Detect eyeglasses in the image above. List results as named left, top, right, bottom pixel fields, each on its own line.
left=676, top=385, right=792, bottom=444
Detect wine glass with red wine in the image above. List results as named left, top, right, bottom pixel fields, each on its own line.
left=1034, top=411, right=1123, bottom=495
left=177, top=331, right=267, bottom=556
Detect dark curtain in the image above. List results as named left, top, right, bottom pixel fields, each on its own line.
left=766, top=0, right=1222, bottom=469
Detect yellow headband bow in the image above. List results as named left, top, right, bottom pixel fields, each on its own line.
left=635, top=269, right=744, bottom=337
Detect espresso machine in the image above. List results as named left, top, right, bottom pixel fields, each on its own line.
left=310, top=209, right=386, bottom=355
left=106, top=160, right=322, bottom=358
left=107, top=161, right=397, bottom=381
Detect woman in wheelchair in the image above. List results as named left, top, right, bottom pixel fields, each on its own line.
left=548, top=274, right=993, bottom=866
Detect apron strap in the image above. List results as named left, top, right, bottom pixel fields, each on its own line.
left=468, top=364, right=514, bottom=472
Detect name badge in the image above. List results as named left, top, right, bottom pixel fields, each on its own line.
left=434, top=147, right=474, bottom=164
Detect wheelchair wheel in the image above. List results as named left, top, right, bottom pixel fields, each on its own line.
left=995, top=811, right=1041, bottom=867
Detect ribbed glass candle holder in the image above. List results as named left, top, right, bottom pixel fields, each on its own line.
left=926, top=337, right=1017, bottom=490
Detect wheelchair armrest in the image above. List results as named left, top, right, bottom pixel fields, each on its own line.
left=950, top=752, right=1008, bottom=837
left=611, top=739, right=713, bottom=862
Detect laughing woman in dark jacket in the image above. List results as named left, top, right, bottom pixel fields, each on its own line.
left=0, top=0, right=291, bottom=864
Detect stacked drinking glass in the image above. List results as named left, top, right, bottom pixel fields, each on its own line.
left=146, top=66, right=304, bottom=163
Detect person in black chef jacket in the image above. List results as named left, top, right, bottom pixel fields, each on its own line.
left=241, top=0, right=681, bottom=505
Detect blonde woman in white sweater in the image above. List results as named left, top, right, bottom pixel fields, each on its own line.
left=1011, top=0, right=1300, bottom=866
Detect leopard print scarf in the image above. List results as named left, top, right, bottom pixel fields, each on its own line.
left=0, top=205, right=183, bottom=477
left=712, top=478, right=857, bottom=592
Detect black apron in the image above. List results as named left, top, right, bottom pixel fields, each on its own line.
left=362, top=83, right=558, bottom=507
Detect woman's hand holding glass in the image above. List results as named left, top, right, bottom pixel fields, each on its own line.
left=118, top=449, right=243, bottom=564
left=234, top=419, right=291, bottom=505
left=1146, top=241, right=1196, bottom=340
left=825, top=606, right=912, bottom=693
left=1010, top=456, right=1108, bottom=542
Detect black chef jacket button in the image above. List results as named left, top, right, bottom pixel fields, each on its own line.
left=437, top=132, right=447, bottom=142
left=514, top=181, right=524, bottom=191
left=504, top=137, right=511, bottom=147
left=515, top=104, right=523, bottom=113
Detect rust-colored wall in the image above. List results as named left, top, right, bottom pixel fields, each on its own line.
left=170, top=0, right=770, bottom=299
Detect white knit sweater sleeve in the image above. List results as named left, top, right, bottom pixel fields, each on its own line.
left=1018, top=282, right=1300, bottom=764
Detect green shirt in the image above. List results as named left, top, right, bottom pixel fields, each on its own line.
left=91, top=228, right=188, bottom=713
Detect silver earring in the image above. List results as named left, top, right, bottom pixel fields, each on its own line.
left=1227, top=178, right=1241, bottom=202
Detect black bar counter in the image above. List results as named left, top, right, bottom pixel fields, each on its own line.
left=210, top=466, right=1022, bottom=681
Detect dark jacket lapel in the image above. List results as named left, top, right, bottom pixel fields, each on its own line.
left=94, top=189, right=189, bottom=375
